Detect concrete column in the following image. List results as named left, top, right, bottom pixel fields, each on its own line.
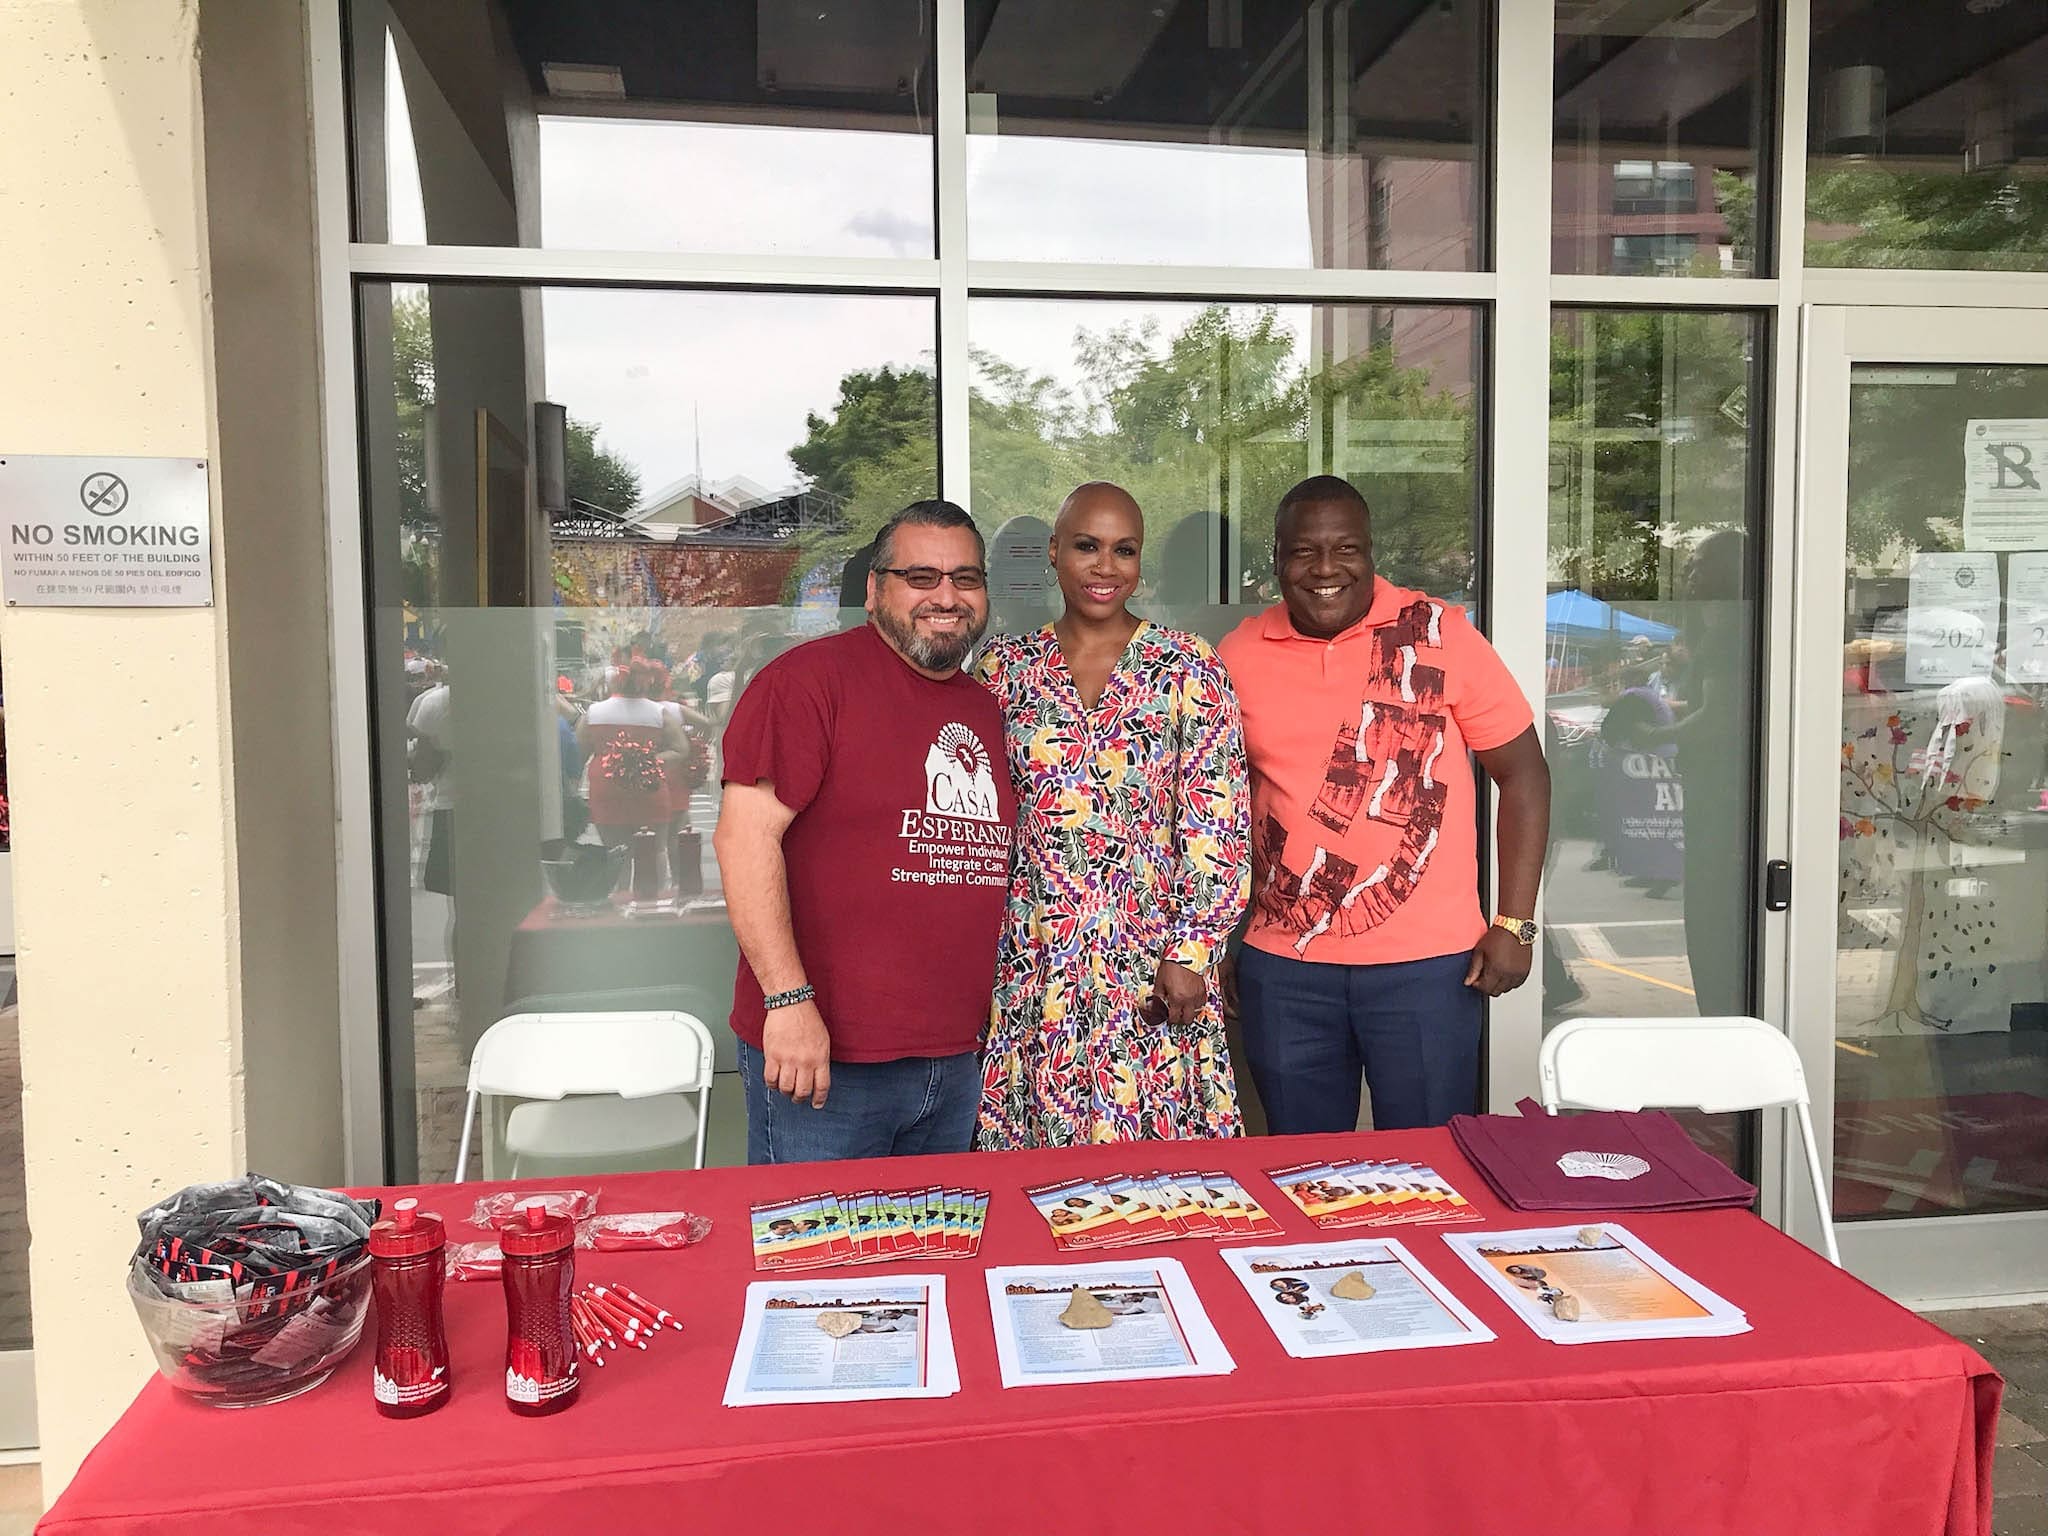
left=0, top=0, right=308, bottom=1496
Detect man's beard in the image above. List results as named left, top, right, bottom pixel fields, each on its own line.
left=872, top=599, right=988, bottom=673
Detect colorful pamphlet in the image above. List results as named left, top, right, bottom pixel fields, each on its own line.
left=723, top=1275, right=959, bottom=1405
left=1442, top=1222, right=1750, bottom=1344
left=983, top=1259, right=1235, bottom=1388
left=750, top=1187, right=987, bottom=1272
left=1025, top=1171, right=1283, bottom=1251
left=1266, top=1158, right=1482, bottom=1229
left=1221, top=1239, right=1496, bottom=1359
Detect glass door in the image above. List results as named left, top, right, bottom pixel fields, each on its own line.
left=1793, top=305, right=2048, bottom=1300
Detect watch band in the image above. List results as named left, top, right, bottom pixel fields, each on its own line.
left=1492, top=914, right=1538, bottom=945
left=762, top=983, right=816, bottom=1011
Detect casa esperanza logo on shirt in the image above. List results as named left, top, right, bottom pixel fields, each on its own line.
left=924, top=722, right=1000, bottom=821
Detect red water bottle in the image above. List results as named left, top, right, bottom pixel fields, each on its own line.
left=501, top=1198, right=579, bottom=1415
left=368, top=1196, right=451, bottom=1418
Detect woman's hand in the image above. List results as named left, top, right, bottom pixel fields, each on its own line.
left=1151, top=958, right=1206, bottom=1029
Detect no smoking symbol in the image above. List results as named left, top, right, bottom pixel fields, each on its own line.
left=80, top=473, right=128, bottom=516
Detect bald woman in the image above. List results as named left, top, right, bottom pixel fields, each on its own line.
left=972, top=482, right=1251, bottom=1148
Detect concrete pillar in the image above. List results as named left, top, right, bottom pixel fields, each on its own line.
left=0, top=0, right=243, bottom=1495
left=2, top=0, right=349, bottom=1495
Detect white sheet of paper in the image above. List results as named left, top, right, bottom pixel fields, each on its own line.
left=1963, top=419, right=2048, bottom=551
left=2007, top=552, right=2048, bottom=684
left=984, top=1259, right=1235, bottom=1388
left=1906, top=551, right=2001, bottom=686
left=722, top=1274, right=959, bottom=1406
left=1220, top=1239, right=1495, bottom=1359
left=1442, top=1224, right=1750, bottom=1346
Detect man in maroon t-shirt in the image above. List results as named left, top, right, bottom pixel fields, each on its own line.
left=713, top=499, right=1017, bottom=1164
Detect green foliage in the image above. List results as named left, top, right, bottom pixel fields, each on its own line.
left=789, top=366, right=938, bottom=501
left=1548, top=310, right=1756, bottom=603
left=1807, top=166, right=2048, bottom=272
left=563, top=416, right=640, bottom=516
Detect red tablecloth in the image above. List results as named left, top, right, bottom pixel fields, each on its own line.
left=44, top=1130, right=1999, bottom=1536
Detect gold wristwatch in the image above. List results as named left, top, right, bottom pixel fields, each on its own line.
left=1492, top=914, right=1538, bottom=946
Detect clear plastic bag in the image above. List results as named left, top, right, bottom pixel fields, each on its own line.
left=584, top=1211, right=712, bottom=1252
left=468, top=1188, right=600, bottom=1229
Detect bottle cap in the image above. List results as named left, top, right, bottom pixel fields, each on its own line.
left=500, top=1198, right=575, bottom=1257
left=368, top=1196, right=445, bottom=1259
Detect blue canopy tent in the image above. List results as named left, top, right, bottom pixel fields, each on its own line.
left=1544, top=588, right=1680, bottom=643
left=1544, top=590, right=1680, bottom=692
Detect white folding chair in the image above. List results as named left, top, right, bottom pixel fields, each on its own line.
left=1538, top=1016, right=1841, bottom=1266
left=454, top=1010, right=716, bottom=1181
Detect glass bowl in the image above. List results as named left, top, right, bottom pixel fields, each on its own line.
left=126, top=1250, right=373, bottom=1407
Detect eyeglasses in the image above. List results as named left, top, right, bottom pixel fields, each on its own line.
left=879, top=565, right=988, bottom=591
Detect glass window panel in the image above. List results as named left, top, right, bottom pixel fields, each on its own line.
left=966, top=298, right=1483, bottom=644
left=359, top=281, right=936, bottom=1178
left=1837, top=364, right=2048, bottom=1220
left=965, top=1, right=1486, bottom=270
left=1808, top=2, right=2048, bottom=271
left=1545, top=308, right=1767, bottom=1171
left=1553, top=1, right=1772, bottom=277
left=347, top=0, right=935, bottom=257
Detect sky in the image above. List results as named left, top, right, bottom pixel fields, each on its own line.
left=380, top=39, right=1351, bottom=499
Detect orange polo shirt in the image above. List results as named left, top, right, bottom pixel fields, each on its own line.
left=1217, top=582, right=1532, bottom=967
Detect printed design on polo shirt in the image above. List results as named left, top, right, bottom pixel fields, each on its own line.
left=895, top=720, right=1012, bottom=889
left=1255, top=598, right=1450, bottom=954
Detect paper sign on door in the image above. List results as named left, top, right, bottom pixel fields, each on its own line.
left=2008, top=553, right=2048, bottom=684
left=1906, top=552, right=2000, bottom=687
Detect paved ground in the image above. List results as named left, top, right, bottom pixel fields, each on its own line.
left=1940, top=1304, right=2048, bottom=1536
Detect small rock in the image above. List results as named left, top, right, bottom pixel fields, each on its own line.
left=1330, top=1271, right=1376, bottom=1301
left=1059, top=1286, right=1114, bottom=1330
left=816, top=1311, right=861, bottom=1338
left=1576, top=1226, right=1604, bottom=1247
left=1551, top=1293, right=1582, bottom=1322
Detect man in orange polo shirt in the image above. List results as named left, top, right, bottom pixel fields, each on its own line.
left=1218, top=477, right=1550, bottom=1132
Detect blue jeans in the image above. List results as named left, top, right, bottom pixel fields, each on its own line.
left=736, top=1041, right=980, bottom=1166
left=1236, top=947, right=1481, bottom=1134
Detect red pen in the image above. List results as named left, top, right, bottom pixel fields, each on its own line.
left=573, top=1295, right=617, bottom=1351
left=613, top=1283, right=682, bottom=1332
left=590, top=1284, right=660, bottom=1332
left=590, top=1293, right=648, bottom=1348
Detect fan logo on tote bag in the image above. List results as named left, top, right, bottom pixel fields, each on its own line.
left=1557, top=1151, right=1652, bottom=1181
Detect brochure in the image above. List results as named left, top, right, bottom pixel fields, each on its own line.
left=1221, top=1239, right=1495, bottom=1359
left=1443, top=1223, right=1750, bottom=1344
left=749, top=1187, right=987, bottom=1271
left=983, top=1259, right=1235, bottom=1388
left=722, top=1275, right=959, bottom=1405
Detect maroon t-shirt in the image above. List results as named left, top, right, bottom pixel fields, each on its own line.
left=720, top=623, right=1017, bottom=1061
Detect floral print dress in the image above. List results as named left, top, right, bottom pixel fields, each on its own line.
left=973, top=622, right=1251, bottom=1148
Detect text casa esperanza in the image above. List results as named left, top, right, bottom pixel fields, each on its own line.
left=12, top=523, right=202, bottom=547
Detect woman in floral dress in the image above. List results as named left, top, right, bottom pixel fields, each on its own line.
left=973, top=482, right=1251, bottom=1147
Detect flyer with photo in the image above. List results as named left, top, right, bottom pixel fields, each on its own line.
left=1444, top=1224, right=1750, bottom=1344
left=722, top=1275, right=960, bottom=1406
left=1221, top=1240, right=1495, bottom=1359
left=1025, top=1178, right=1132, bottom=1249
left=983, top=1259, right=1235, bottom=1388
left=750, top=1192, right=849, bottom=1271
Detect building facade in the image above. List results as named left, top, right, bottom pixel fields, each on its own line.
left=4, top=0, right=2047, bottom=1492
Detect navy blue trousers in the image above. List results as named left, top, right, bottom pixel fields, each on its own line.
left=1237, top=947, right=1482, bottom=1133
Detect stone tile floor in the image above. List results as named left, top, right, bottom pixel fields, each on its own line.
left=1939, top=1304, right=2048, bottom=1536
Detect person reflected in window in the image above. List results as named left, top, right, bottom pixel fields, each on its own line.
left=1627, top=528, right=1752, bottom=1015
left=579, top=656, right=686, bottom=849
left=974, top=482, right=1251, bottom=1148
